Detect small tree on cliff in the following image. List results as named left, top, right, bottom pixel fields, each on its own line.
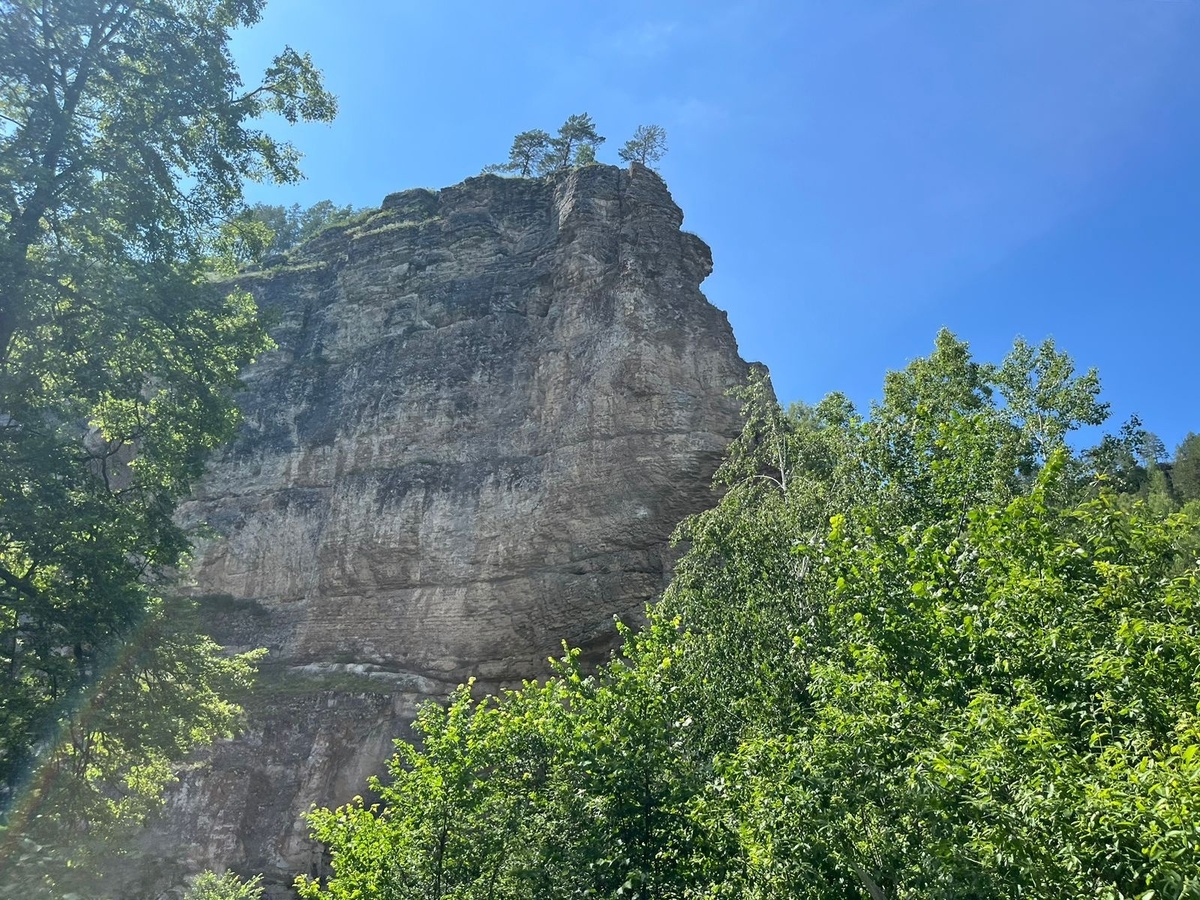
left=484, top=128, right=552, bottom=177
left=619, top=124, right=668, bottom=169
left=487, top=115, right=605, bottom=176
left=574, top=142, right=597, bottom=166
left=545, top=113, right=605, bottom=171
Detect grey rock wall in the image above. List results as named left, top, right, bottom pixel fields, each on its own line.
left=141, top=164, right=754, bottom=895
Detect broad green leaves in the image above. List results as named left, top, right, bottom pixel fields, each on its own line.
left=719, top=471, right=1200, bottom=898
left=184, top=871, right=265, bottom=900
left=301, top=334, right=1200, bottom=899
left=0, top=0, right=333, bottom=887
left=298, top=648, right=726, bottom=900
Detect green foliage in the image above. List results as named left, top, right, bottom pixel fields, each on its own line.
left=483, top=129, right=551, bottom=177
left=1174, top=433, right=1200, bottom=503
left=234, top=200, right=360, bottom=259
left=1086, top=416, right=1154, bottom=496
left=0, top=0, right=336, bottom=352
left=618, top=124, right=668, bottom=169
left=0, top=599, right=264, bottom=897
left=545, top=113, right=604, bottom=171
left=573, top=141, right=597, bottom=167
left=486, top=114, right=605, bottom=177
left=300, top=333, right=1200, bottom=900
left=15, top=598, right=261, bottom=834
left=184, top=871, right=265, bottom=900
left=0, top=0, right=333, bottom=886
left=1085, top=422, right=1200, bottom=511
left=298, top=648, right=725, bottom=900
left=702, top=463, right=1200, bottom=898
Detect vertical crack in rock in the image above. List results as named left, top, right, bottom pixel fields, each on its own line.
left=133, top=163, right=758, bottom=895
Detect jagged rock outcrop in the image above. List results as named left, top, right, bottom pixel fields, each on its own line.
left=140, top=164, right=754, bottom=895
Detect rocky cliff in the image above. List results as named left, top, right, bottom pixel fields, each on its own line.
left=143, top=163, right=754, bottom=894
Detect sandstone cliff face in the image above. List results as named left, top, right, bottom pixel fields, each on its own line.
left=149, top=164, right=753, bottom=893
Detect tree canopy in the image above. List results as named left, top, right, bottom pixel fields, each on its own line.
left=298, top=332, right=1200, bottom=900
left=485, top=113, right=608, bottom=177
left=487, top=117, right=671, bottom=177
left=236, top=199, right=360, bottom=258
left=618, top=124, right=668, bottom=169
left=0, top=0, right=334, bottom=890
left=184, top=870, right=265, bottom=900
left=1173, top=433, right=1200, bottom=504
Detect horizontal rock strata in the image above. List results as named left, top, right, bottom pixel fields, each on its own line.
left=140, top=163, right=754, bottom=895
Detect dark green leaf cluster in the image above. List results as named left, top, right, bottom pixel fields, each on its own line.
left=1174, top=434, right=1200, bottom=503
left=1087, top=423, right=1200, bottom=513
left=0, top=600, right=263, bottom=898
left=0, top=0, right=334, bottom=887
left=301, top=331, right=1200, bottom=900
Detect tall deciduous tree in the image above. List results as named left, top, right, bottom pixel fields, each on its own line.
left=298, top=333, right=1200, bottom=900
left=618, top=124, right=668, bottom=169
left=0, top=0, right=335, bottom=877
left=0, top=0, right=336, bottom=364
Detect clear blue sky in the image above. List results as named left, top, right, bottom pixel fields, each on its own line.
left=233, top=0, right=1200, bottom=453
